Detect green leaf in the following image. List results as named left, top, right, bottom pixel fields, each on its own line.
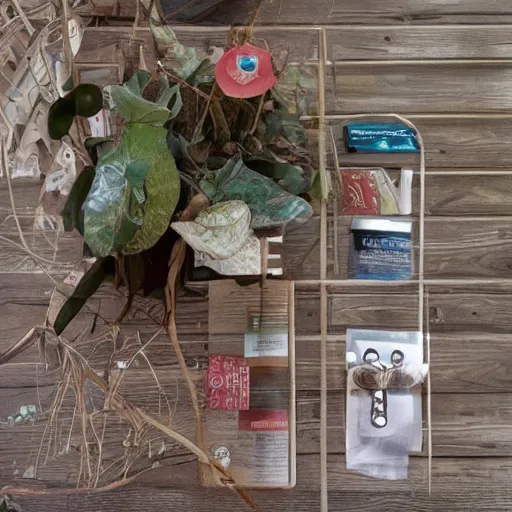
left=83, top=129, right=157, bottom=256
left=200, top=157, right=312, bottom=229
left=157, top=84, right=183, bottom=118
left=272, top=65, right=317, bottom=115
left=48, top=85, right=103, bottom=139
left=245, top=159, right=311, bottom=195
left=85, top=137, right=113, bottom=165
left=125, top=70, right=152, bottom=95
left=123, top=124, right=180, bottom=254
left=122, top=124, right=180, bottom=253
left=263, top=108, right=308, bottom=148
left=125, top=160, right=151, bottom=186
left=105, top=81, right=171, bottom=125
left=73, top=84, right=103, bottom=118
left=62, top=76, right=74, bottom=92
left=48, top=100, right=74, bottom=140
left=61, top=167, right=96, bottom=235
left=53, top=258, right=106, bottom=335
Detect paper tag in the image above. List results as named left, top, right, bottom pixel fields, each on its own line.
left=63, top=270, right=85, bottom=287
left=206, top=355, right=250, bottom=411
left=238, top=409, right=289, bottom=485
left=88, top=109, right=111, bottom=137
left=244, top=331, right=288, bottom=358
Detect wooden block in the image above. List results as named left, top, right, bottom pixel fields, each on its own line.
left=204, top=280, right=296, bottom=489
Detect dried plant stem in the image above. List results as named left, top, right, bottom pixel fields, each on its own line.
left=10, top=0, right=35, bottom=35
left=250, top=94, right=265, bottom=135
left=164, top=240, right=202, bottom=431
left=60, top=0, right=73, bottom=78
left=157, top=61, right=209, bottom=100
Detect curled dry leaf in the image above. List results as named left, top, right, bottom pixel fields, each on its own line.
left=171, top=200, right=251, bottom=260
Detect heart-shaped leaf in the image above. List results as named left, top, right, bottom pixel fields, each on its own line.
left=61, top=166, right=96, bottom=235
left=171, top=200, right=251, bottom=259
left=121, top=123, right=180, bottom=254
left=83, top=128, right=156, bottom=256
left=105, top=75, right=174, bottom=125
left=245, top=159, right=311, bottom=195
left=200, top=157, right=312, bottom=229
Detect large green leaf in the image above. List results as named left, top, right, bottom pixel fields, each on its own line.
left=61, top=167, right=96, bottom=235
left=123, top=123, right=180, bottom=254
left=200, top=157, right=312, bottom=229
left=245, top=158, right=311, bottom=196
left=83, top=129, right=154, bottom=257
left=105, top=81, right=171, bottom=125
left=53, top=258, right=106, bottom=335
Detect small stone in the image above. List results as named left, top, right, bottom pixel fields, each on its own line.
left=14, top=415, right=23, bottom=423
left=19, top=405, right=28, bottom=417
left=27, top=405, right=37, bottom=416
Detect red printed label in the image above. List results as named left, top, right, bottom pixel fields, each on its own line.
left=239, top=409, right=289, bottom=432
left=206, top=355, right=250, bottom=411
left=341, top=171, right=380, bottom=215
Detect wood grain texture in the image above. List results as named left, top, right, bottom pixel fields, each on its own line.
left=283, top=215, right=512, bottom=280
left=330, top=119, right=512, bottom=168
left=326, top=64, right=512, bottom=114
left=7, top=456, right=512, bottom=512
left=78, top=0, right=512, bottom=25
left=78, top=26, right=320, bottom=63
left=327, top=25, right=512, bottom=60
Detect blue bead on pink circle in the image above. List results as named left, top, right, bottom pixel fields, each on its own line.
left=237, top=55, right=258, bottom=73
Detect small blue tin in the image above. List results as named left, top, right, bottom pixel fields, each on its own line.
left=350, top=218, right=413, bottom=280
left=344, top=122, right=419, bottom=153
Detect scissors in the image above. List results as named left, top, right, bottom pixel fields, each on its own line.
left=362, top=348, right=405, bottom=428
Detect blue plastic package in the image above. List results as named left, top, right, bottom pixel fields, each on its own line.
left=344, top=122, right=419, bottom=153
left=350, top=218, right=413, bottom=280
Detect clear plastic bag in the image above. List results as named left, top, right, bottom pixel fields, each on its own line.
left=346, top=329, right=424, bottom=480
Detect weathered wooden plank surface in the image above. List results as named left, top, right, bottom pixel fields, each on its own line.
left=76, top=0, right=512, bottom=25
left=326, top=64, right=512, bottom=114
left=8, top=173, right=512, bottom=231
left=327, top=25, right=512, bottom=60
left=283, top=215, right=512, bottom=280
left=330, top=119, right=512, bottom=168
left=3, top=274, right=512, bottom=391
left=77, top=26, right=320, bottom=65
left=7, top=456, right=512, bottom=512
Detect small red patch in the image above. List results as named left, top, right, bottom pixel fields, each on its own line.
left=206, top=355, right=250, bottom=411
left=340, top=170, right=380, bottom=215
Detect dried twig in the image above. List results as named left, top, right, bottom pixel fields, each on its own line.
left=157, top=61, right=209, bottom=100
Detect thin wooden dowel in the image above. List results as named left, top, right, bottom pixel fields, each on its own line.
left=332, top=58, right=512, bottom=66
left=318, top=27, right=329, bottom=512
left=300, top=113, right=512, bottom=121
left=83, top=24, right=324, bottom=33
left=323, top=23, right=512, bottom=30
left=423, top=170, right=512, bottom=176
left=296, top=278, right=512, bottom=287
